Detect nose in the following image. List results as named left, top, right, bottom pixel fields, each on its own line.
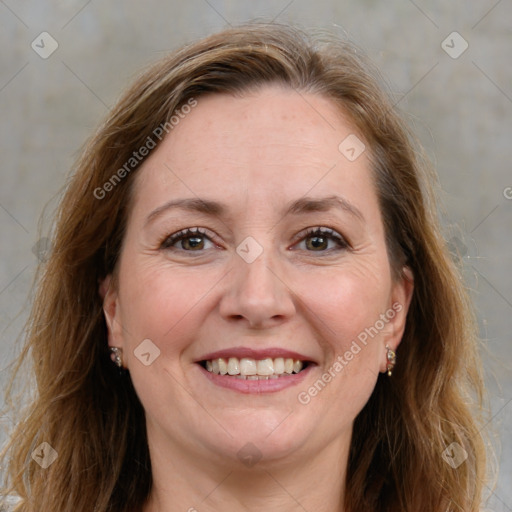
left=218, top=250, right=296, bottom=330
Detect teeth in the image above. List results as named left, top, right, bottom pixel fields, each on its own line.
left=273, top=357, right=285, bottom=374
left=218, top=358, right=228, bottom=375
left=240, top=358, right=257, bottom=376
left=227, top=357, right=240, bottom=375
left=203, top=357, right=307, bottom=377
left=257, top=358, right=274, bottom=376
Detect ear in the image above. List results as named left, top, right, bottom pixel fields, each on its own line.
left=379, top=266, right=414, bottom=373
left=99, top=274, right=124, bottom=350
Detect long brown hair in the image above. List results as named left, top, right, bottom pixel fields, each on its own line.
left=1, top=22, right=488, bottom=511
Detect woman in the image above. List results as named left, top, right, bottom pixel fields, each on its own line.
left=1, top=22, right=488, bottom=511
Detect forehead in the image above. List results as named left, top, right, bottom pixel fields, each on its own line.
left=130, top=86, right=376, bottom=219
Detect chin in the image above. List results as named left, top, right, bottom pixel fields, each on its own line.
left=198, top=409, right=318, bottom=465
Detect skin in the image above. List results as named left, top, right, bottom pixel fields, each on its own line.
left=100, top=86, right=414, bottom=512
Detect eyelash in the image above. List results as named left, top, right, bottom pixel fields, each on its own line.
left=293, top=227, right=349, bottom=252
left=160, top=227, right=213, bottom=252
left=160, top=226, right=349, bottom=254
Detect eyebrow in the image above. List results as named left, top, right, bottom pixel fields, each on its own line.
left=144, top=194, right=364, bottom=227
left=285, top=195, right=364, bottom=221
left=145, top=198, right=226, bottom=227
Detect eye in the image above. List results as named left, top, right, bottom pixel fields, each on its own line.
left=160, top=227, right=217, bottom=252
left=293, top=227, right=349, bottom=252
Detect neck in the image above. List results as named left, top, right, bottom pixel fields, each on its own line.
left=143, top=426, right=349, bottom=512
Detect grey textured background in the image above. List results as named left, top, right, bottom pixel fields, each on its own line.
left=0, top=0, right=510, bottom=509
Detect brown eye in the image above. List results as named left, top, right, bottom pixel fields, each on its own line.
left=180, top=235, right=205, bottom=250
left=295, top=227, right=348, bottom=252
left=305, top=234, right=329, bottom=251
left=161, top=228, right=214, bottom=252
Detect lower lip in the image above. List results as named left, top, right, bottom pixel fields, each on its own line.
left=197, top=364, right=314, bottom=394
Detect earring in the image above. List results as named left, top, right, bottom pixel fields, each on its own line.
left=385, top=345, right=396, bottom=377
left=110, top=347, right=123, bottom=368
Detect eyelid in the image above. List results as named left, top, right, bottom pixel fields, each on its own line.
left=160, top=227, right=221, bottom=250
left=291, top=226, right=350, bottom=250
left=160, top=225, right=350, bottom=253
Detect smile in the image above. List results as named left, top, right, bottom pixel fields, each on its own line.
left=201, top=356, right=308, bottom=379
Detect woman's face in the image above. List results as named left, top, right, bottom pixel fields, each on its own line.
left=101, top=86, right=413, bottom=469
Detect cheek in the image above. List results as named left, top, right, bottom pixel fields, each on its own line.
left=117, top=258, right=221, bottom=354
left=116, top=261, right=214, bottom=413
left=294, top=268, right=387, bottom=430
left=297, top=263, right=392, bottom=347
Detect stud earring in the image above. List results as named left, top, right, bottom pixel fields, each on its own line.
left=110, top=347, right=123, bottom=368
left=385, top=345, right=396, bottom=377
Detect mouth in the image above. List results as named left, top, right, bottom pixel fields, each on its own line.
left=195, top=348, right=316, bottom=393
left=199, top=356, right=310, bottom=380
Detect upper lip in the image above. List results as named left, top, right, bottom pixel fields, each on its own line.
left=197, top=346, right=316, bottom=363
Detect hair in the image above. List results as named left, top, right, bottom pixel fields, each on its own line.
left=1, top=22, right=489, bottom=512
